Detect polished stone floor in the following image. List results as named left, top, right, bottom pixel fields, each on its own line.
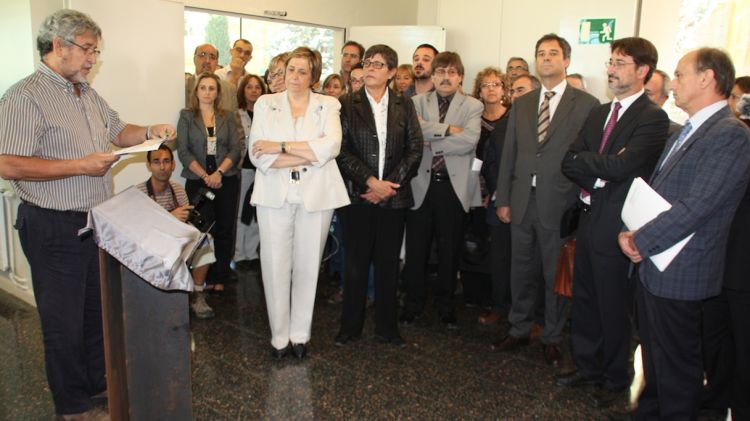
left=0, top=266, right=720, bottom=420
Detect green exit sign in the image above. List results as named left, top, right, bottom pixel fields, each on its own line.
left=579, top=18, right=616, bottom=44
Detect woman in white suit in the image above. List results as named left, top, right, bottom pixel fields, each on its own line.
left=250, top=47, right=349, bottom=360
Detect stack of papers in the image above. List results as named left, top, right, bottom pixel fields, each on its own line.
left=621, top=177, right=694, bottom=272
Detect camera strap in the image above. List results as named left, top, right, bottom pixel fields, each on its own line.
left=145, top=177, right=180, bottom=211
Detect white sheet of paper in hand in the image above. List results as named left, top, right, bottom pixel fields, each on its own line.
left=621, top=177, right=695, bottom=272
left=113, top=138, right=165, bottom=156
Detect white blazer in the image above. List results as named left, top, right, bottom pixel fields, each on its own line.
left=249, top=91, right=350, bottom=212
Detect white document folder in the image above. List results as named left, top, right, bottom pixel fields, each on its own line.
left=621, top=177, right=694, bottom=272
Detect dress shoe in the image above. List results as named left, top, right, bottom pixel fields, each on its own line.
left=399, top=312, right=418, bottom=327
left=334, top=332, right=361, bottom=347
left=606, top=410, right=634, bottom=421
left=590, top=386, right=627, bottom=408
left=291, top=343, right=307, bottom=359
left=478, top=309, right=501, bottom=325
left=543, top=344, right=562, bottom=366
left=555, top=370, right=602, bottom=388
left=271, top=344, right=290, bottom=360
left=56, top=407, right=110, bottom=421
left=440, top=314, right=458, bottom=330
left=376, top=334, right=407, bottom=348
left=490, top=335, right=529, bottom=352
left=530, top=323, right=543, bottom=340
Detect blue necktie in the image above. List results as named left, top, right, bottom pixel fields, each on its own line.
left=659, top=121, right=693, bottom=171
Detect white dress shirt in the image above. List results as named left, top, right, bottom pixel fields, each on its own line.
left=365, top=88, right=390, bottom=179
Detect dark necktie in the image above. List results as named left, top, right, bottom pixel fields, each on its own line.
left=659, top=121, right=693, bottom=171
left=431, top=96, right=451, bottom=173
left=599, top=101, right=622, bottom=153
left=537, top=91, right=555, bottom=142
left=582, top=102, right=622, bottom=199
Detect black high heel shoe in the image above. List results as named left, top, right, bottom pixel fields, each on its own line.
left=271, top=344, right=290, bottom=360
left=291, top=343, right=307, bottom=359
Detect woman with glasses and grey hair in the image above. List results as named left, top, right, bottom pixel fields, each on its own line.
left=250, top=47, right=349, bottom=360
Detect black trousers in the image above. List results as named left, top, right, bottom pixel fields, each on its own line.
left=702, top=288, right=750, bottom=420
left=489, top=221, right=512, bottom=312
left=16, top=203, right=105, bottom=415
left=403, top=180, right=466, bottom=316
left=570, top=210, right=634, bottom=390
left=636, top=282, right=703, bottom=421
left=339, top=204, right=405, bottom=339
left=186, top=175, right=240, bottom=284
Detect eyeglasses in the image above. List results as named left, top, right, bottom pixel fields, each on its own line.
left=605, top=59, right=636, bottom=69
left=268, top=70, right=284, bottom=81
left=507, top=65, right=528, bottom=72
left=233, top=47, right=252, bottom=58
left=195, top=51, right=218, bottom=61
left=434, top=68, right=459, bottom=77
left=362, top=59, right=386, bottom=70
left=65, top=39, right=100, bottom=57
left=351, top=77, right=365, bottom=85
left=481, top=82, right=502, bottom=89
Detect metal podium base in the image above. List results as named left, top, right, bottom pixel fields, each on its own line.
left=99, top=250, right=193, bottom=420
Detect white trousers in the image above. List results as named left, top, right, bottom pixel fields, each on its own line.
left=234, top=169, right=261, bottom=261
left=256, top=197, right=333, bottom=350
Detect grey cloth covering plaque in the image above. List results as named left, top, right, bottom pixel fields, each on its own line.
left=84, top=186, right=203, bottom=291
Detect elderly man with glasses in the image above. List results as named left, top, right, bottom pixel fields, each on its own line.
left=184, top=43, right=238, bottom=111
left=0, top=9, right=175, bottom=420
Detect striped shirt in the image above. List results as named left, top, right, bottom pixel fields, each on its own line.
left=0, top=62, right=127, bottom=211
left=135, top=180, right=189, bottom=212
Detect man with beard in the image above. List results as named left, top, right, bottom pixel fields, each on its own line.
left=559, top=37, right=669, bottom=409
left=340, top=40, right=365, bottom=92
left=0, top=9, right=175, bottom=419
left=404, top=44, right=439, bottom=97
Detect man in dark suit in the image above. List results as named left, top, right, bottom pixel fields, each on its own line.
left=335, top=44, right=423, bottom=347
left=400, top=51, right=484, bottom=328
left=558, top=37, right=669, bottom=408
left=494, top=33, right=599, bottom=366
left=619, top=48, right=750, bottom=420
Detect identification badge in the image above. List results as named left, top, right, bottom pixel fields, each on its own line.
left=207, top=136, right=217, bottom=156
left=290, top=169, right=300, bottom=184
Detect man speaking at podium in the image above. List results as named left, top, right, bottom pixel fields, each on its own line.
left=0, top=9, right=174, bottom=420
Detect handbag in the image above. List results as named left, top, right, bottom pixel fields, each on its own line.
left=554, top=238, right=576, bottom=298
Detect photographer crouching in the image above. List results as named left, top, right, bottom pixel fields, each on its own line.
left=136, top=144, right=216, bottom=319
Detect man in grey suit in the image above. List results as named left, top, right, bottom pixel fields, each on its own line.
left=619, top=48, right=750, bottom=420
left=493, top=33, right=599, bottom=366
left=401, top=51, right=483, bottom=328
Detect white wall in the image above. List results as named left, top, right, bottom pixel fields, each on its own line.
left=66, top=0, right=185, bottom=193
left=185, top=0, right=418, bottom=28
left=419, top=0, right=639, bottom=102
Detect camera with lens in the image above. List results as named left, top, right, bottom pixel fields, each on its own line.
left=187, top=188, right=216, bottom=232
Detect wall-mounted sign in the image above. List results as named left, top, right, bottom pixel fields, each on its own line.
left=579, top=18, right=616, bottom=44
